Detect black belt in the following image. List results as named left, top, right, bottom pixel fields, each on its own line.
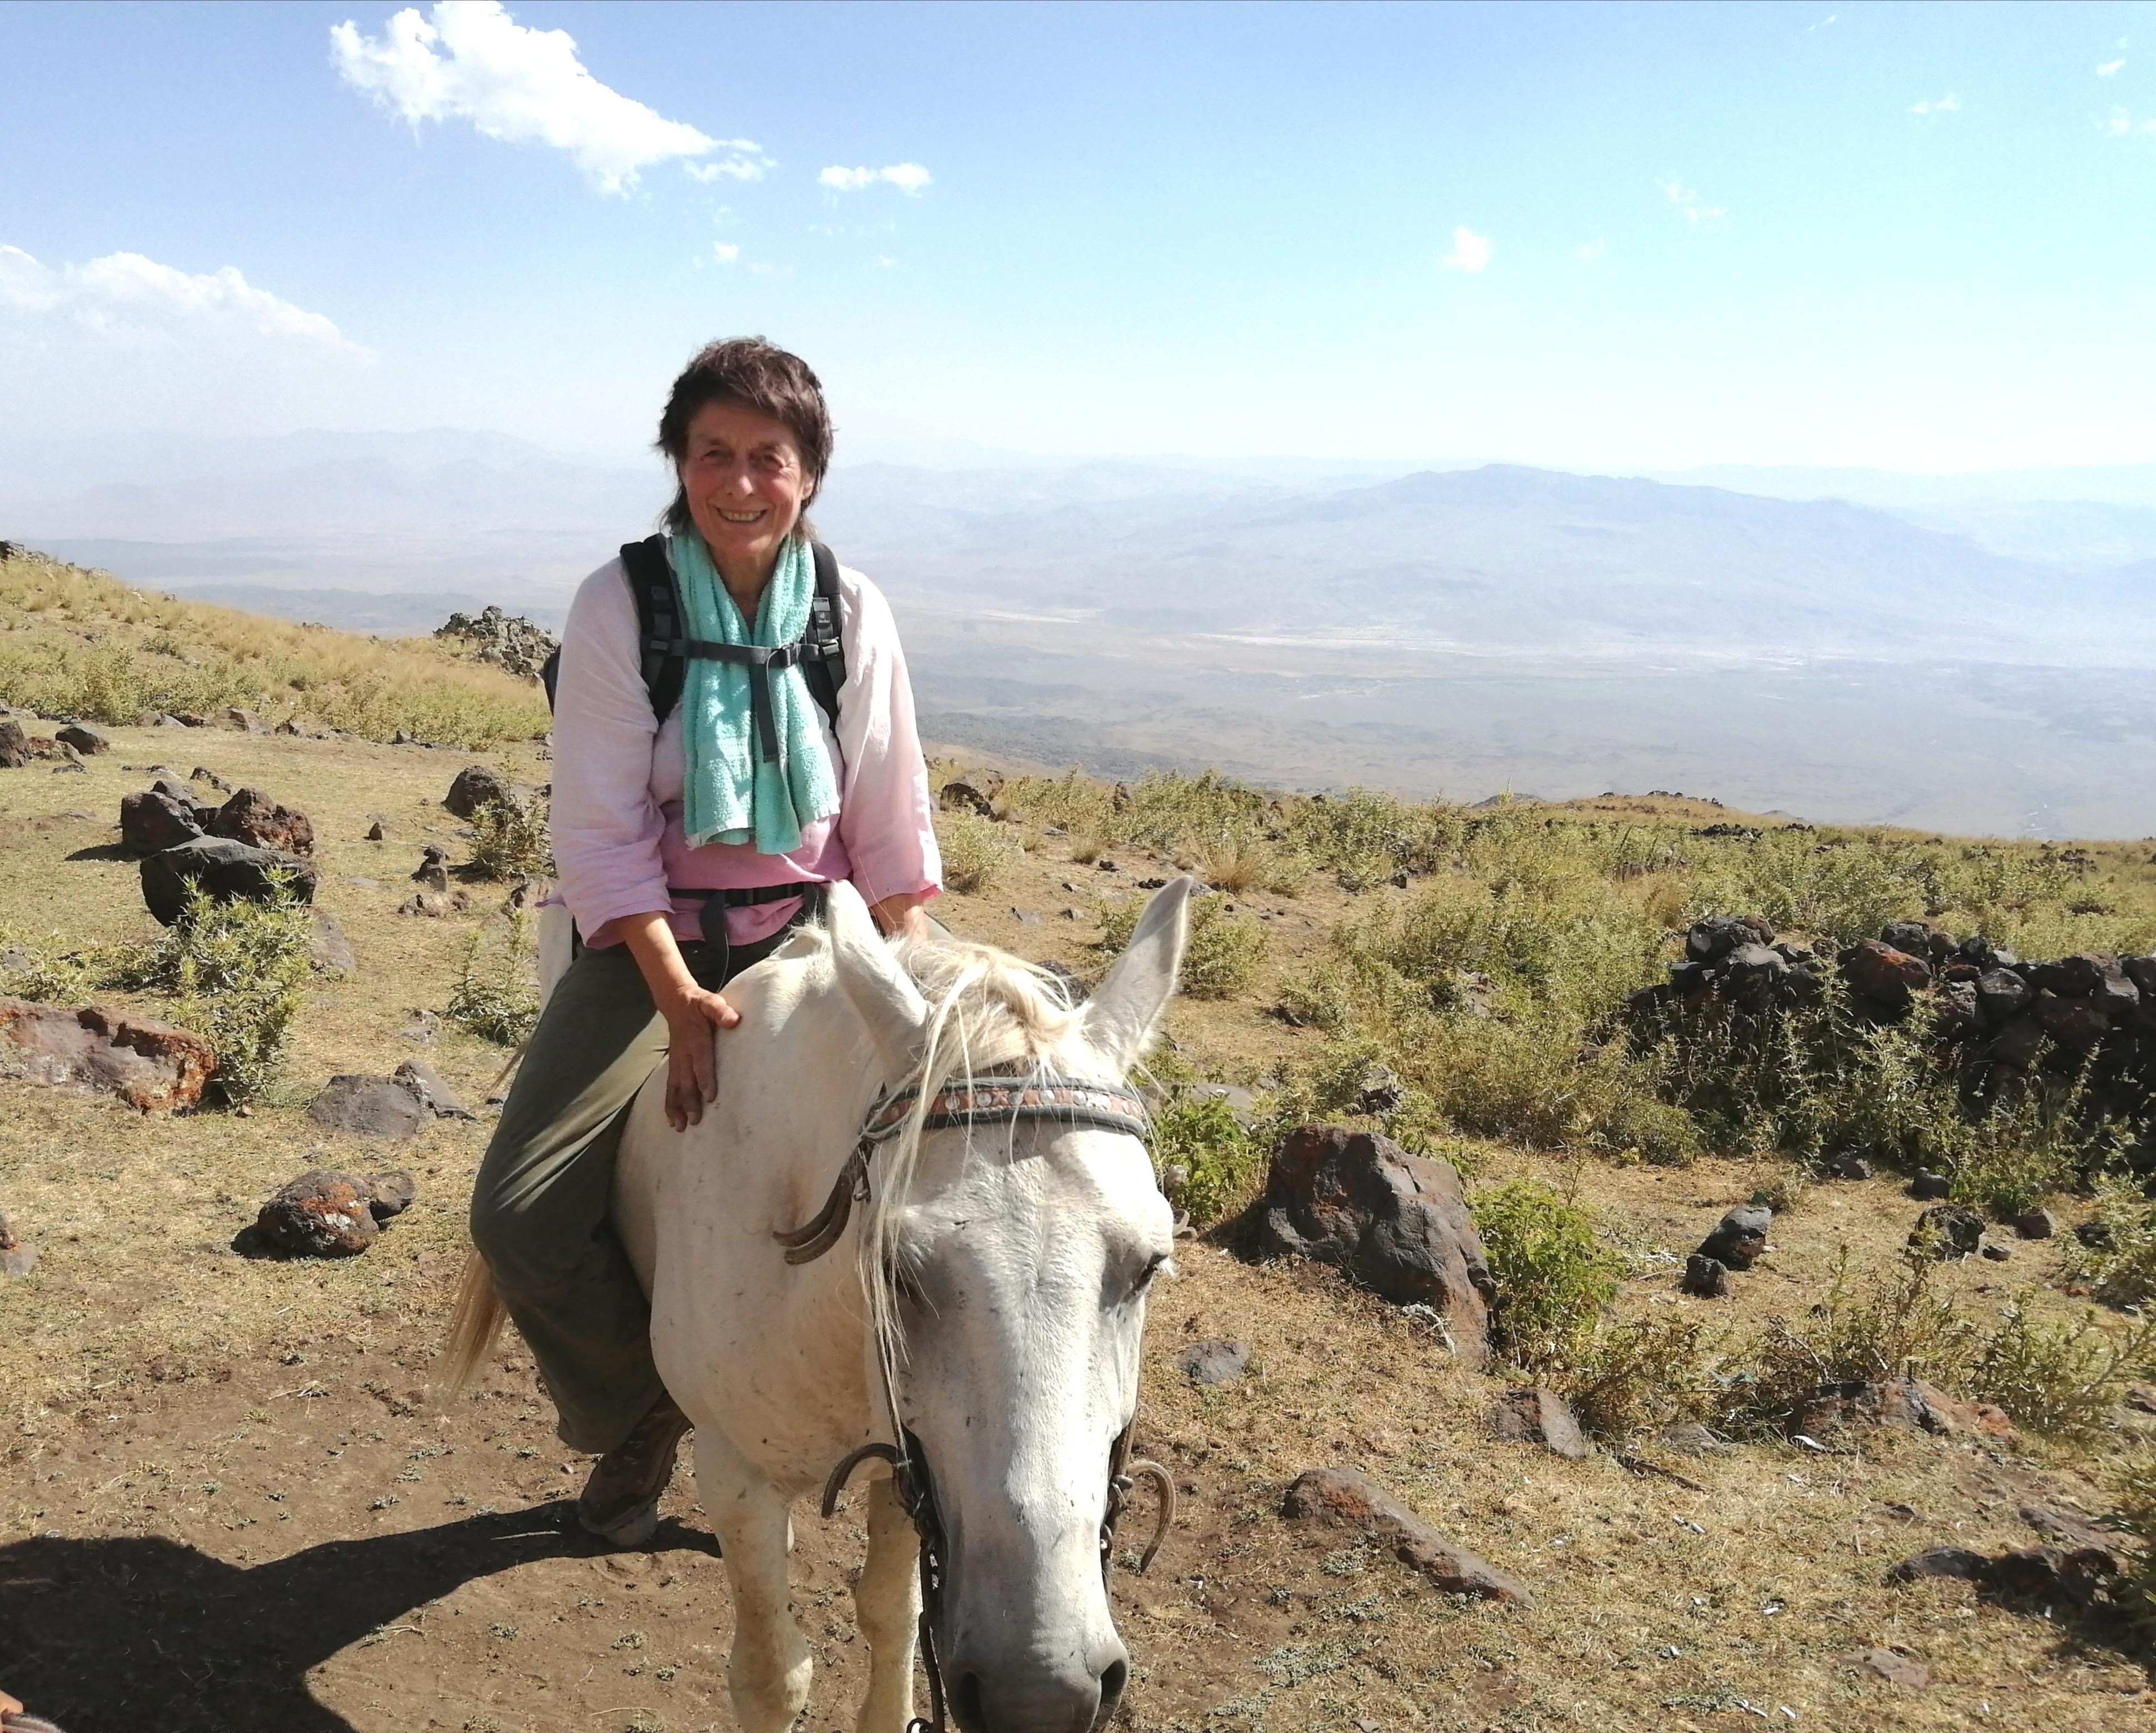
left=668, top=880, right=828, bottom=968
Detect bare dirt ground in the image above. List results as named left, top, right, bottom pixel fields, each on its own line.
left=3, top=728, right=2153, bottom=1732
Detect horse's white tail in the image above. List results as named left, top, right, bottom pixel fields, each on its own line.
left=442, top=1248, right=507, bottom=1399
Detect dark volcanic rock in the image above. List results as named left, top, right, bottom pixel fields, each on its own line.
left=308, top=911, right=356, bottom=973
left=443, top=764, right=516, bottom=819
left=1840, top=940, right=1933, bottom=1008
left=1988, top=1015, right=2046, bottom=1068
left=2032, top=989, right=2109, bottom=1049
left=1909, top=1170, right=1952, bottom=1199
left=141, top=837, right=318, bottom=925
left=1249, top=1125, right=1495, bottom=1364
left=1910, top=1203, right=1985, bottom=1260
left=0, top=998, right=218, bottom=1111
left=254, top=1170, right=418, bottom=1258
left=1796, top=1378, right=1932, bottom=1436
left=1282, top=1467, right=1532, bottom=1602
left=1680, top=1252, right=1731, bottom=1297
left=56, top=723, right=108, bottom=755
left=120, top=788, right=207, bottom=854
left=307, top=1075, right=427, bottom=1139
left=209, top=787, right=316, bottom=855
left=1697, top=1203, right=1772, bottom=1270
left=392, top=1057, right=474, bottom=1119
left=1489, top=1387, right=1594, bottom=1459
left=1175, top=1339, right=1250, bottom=1386
left=1974, top=968, right=2033, bottom=1023
left=1888, top=1546, right=1990, bottom=1583
left=2030, top=954, right=2107, bottom=997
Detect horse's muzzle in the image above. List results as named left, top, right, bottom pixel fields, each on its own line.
left=947, top=1641, right=1130, bottom=1733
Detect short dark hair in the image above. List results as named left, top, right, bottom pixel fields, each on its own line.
left=657, top=337, right=834, bottom=536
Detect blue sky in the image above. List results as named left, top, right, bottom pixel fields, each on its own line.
left=2, top=0, right=2151, bottom=470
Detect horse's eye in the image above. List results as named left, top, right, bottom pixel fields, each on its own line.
left=1132, top=1253, right=1172, bottom=1299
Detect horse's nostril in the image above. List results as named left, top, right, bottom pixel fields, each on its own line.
left=1093, top=1658, right=1129, bottom=1729
left=951, top=1670, right=988, bottom=1733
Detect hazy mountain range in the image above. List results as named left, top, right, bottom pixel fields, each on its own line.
left=5, top=432, right=2154, bottom=835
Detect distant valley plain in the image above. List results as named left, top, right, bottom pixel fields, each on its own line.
left=7, top=432, right=2154, bottom=838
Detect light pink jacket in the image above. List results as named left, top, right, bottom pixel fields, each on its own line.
left=551, top=553, right=942, bottom=949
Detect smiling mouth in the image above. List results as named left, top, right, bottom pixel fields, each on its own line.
left=717, top=507, right=767, bottom=524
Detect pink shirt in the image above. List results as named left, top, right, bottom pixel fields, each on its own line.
left=552, top=552, right=942, bottom=949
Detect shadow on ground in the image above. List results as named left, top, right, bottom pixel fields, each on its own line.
left=0, top=1502, right=719, bottom=1731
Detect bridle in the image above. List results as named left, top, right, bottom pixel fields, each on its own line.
left=782, top=1069, right=1177, bottom=1733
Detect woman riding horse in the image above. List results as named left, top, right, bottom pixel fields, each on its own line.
left=471, top=337, right=942, bottom=1545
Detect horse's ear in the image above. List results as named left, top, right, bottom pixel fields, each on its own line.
left=825, top=880, right=931, bottom=1076
left=1082, top=875, right=1195, bottom=1074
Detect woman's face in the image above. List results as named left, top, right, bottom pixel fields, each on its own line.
left=678, top=398, right=814, bottom=575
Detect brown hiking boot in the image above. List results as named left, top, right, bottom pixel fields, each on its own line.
left=578, top=1391, right=692, bottom=1546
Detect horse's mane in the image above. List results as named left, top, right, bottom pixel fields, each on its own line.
left=834, top=924, right=1098, bottom=1395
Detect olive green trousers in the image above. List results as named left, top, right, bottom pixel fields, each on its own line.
left=469, top=929, right=788, bottom=1455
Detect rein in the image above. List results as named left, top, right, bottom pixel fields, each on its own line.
left=788, top=1068, right=1175, bottom=1733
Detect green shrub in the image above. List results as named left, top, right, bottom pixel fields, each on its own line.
left=1152, top=1092, right=1267, bottom=1226
left=1560, top=1315, right=1719, bottom=1439
left=147, top=879, right=314, bottom=1105
left=447, top=914, right=541, bottom=1046
left=1962, top=1298, right=2156, bottom=1442
left=2114, top=1457, right=2156, bottom=1639
left=936, top=812, right=1020, bottom=895
left=1738, top=1250, right=1970, bottom=1433
left=0, top=930, right=144, bottom=1004
left=1472, top=1179, right=1620, bottom=1375
left=1287, top=788, right=1459, bottom=890
left=467, top=790, right=553, bottom=881
left=2068, top=1178, right=2156, bottom=1308
left=1097, top=890, right=1267, bottom=1000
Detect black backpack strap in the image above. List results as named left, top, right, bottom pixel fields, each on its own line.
left=802, top=540, right=848, bottom=732
left=620, top=535, right=686, bottom=723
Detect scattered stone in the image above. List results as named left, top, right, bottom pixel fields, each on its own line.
left=307, top=1075, right=427, bottom=1139
left=119, top=788, right=206, bottom=854
left=0, top=719, right=32, bottom=769
left=1840, top=939, right=1933, bottom=1008
left=1828, top=1153, right=1872, bottom=1180
left=141, top=836, right=318, bottom=926
left=1175, top=1340, right=1250, bottom=1386
left=1489, top=1387, right=1593, bottom=1459
left=1848, top=1646, right=1931, bottom=1688
left=412, top=843, right=451, bottom=890
left=308, top=910, right=357, bottom=973
left=443, top=765, right=516, bottom=819
left=392, top=1057, right=475, bottom=1120
left=938, top=778, right=999, bottom=817
left=2125, top=1384, right=2156, bottom=1415
left=1697, top=1203, right=1772, bottom=1270
left=1909, top=1171, right=1952, bottom=1200
left=1353, top=1064, right=1404, bottom=1116
left=2019, top=1504, right=2114, bottom=1552
left=1680, top=1252, right=1731, bottom=1298
left=1908, top=1381, right=2015, bottom=1439
left=208, top=787, right=316, bottom=855
left=364, top=818, right=387, bottom=841
left=0, top=1209, right=38, bottom=1279
left=1655, top=1423, right=1730, bottom=1455
left=254, top=1170, right=418, bottom=1258
left=1011, top=908, right=1042, bottom=925
left=1985, top=1546, right=2118, bottom=1607
left=1282, top=1469, right=1530, bottom=1602
left=0, top=999, right=218, bottom=1111
left=434, top=605, right=558, bottom=681
left=398, top=890, right=468, bottom=918
left=1248, top=1126, right=1495, bottom=1365
left=1980, top=1241, right=2012, bottom=1261
left=1887, top=1546, right=1990, bottom=1583
left=1797, top=1378, right=1933, bottom=1436
left=1097, top=859, right=1118, bottom=872
left=225, top=707, right=266, bottom=733
left=191, top=766, right=231, bottom=792
left=55, top=723, right=108, bottom=755
left=1909, top=1203, right=1984, bottom=1260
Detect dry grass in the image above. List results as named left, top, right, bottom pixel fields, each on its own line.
left=0, top=547, right=549, bottom=748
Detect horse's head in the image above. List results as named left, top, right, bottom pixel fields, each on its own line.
left=826, top=878, right=1194, bottom=1733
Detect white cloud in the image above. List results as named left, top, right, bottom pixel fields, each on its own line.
left=1659, top=180, right=1727, bottom=226
left=818, top=162, right=933, bottom=196
left=2098, top=59, right=2125, bottom=77
left=1909, top=93, right=1959, bottom=116
left=1442, top=226, right=1492, bottom=272
left=0, top=243, right=357, bottom=349
left=2103, top=107, right=2156, bottom=136
left=1577, top=237, right=1606, bottom=262
left=330, top=1, right=765, bottom=193
left=712, top=242, right=739, bottom=264
left=1807, top=13, right=1837, bottom=29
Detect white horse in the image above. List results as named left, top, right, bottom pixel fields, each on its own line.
left=453, top=875, right=1194, bottom=1733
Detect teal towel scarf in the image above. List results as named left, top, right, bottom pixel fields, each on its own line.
left=668, top=530, right=840, bottom=855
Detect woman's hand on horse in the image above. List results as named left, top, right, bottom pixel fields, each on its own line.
left=659, top=979, right=741, bottom=1130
